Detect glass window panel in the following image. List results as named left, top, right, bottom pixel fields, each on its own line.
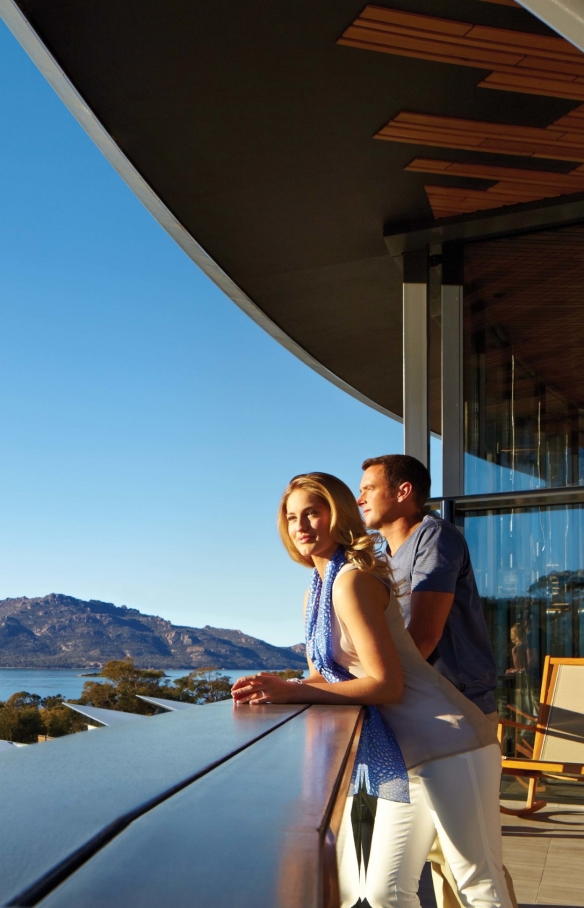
left=463, top=225, right=584, bottom=494
left=463, top=504, right=584, bottom=735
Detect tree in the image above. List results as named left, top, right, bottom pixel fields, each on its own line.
left=72, top=660, right=233, bottom=713
left=98, top=660, right=166, bottom=686
left=41, top=700, right=87, bottom=737
left=0, top=691, right=90, bottom=741
left=0, top=662, right=303, bottom=742
left=0, top=692, right=45, bottom=743
left=168, top=667, right=232, bottom=704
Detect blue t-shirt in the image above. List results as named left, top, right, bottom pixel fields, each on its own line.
left=388, top=515, right=497, bottom=715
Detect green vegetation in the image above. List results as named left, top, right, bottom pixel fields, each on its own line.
left=0, top=692, right=87, bottom=743
left=272, top=669, right=304, bottom=680
left=0, top=661, right=304, bottom=743
left=72, top=661, right=233, bottom=713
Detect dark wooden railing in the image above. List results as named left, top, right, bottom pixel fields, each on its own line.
left=0, top=700, right=362, bottom=908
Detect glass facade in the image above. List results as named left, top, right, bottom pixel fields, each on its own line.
left=452, top=225, right=584, bottom=752
left=463, top=225, right=584, bottom=495
left=463, top=504, right=584, bottom=725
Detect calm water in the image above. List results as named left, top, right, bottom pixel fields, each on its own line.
left=0, top=668, right=274, bottom=702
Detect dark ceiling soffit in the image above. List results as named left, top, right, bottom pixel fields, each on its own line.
left=0, top=0, right=402, bottom=425
left=384, top=191, right=584, bottom=257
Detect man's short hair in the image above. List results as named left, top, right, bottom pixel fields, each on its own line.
left=361, top=454, right=431, bottom=510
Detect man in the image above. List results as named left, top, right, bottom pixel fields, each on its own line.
left=357, top=454, right=516, bottom=908
left=358, top=454, right=497, bottom=717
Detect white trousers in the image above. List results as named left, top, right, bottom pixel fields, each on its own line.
left=338, top=744, right=513, bottom=908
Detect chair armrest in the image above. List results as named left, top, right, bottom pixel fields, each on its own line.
left=502, top=757, right=584, bottom=775
left=507, top=704, right=539, bottom=723
left=498, top=718, right=538, bottom=732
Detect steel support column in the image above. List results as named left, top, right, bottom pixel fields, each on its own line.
left=403, top=249, right=429, bottom=467
left=441, top=243, right=464, bottom=497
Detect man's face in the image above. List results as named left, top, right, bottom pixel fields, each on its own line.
left=357, top=465, right=399, bottom=530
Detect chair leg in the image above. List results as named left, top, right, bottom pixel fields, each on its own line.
left=500, top=774, right=547, bottom=817
left=516, top=775, right=545, bottom=794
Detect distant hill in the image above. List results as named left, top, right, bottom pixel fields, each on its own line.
left=0, top=594, right=307, bottom=670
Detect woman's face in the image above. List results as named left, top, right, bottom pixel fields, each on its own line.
left=285, top=489, right=337, bottom=562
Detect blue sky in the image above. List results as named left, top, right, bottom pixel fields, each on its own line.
left=0, top=21, right=441, bottom=647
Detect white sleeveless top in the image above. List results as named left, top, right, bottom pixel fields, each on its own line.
left=331, top=564, right=497, bottom=770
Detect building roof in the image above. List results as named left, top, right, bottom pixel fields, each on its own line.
left=4, top=1, right=584, bottom=426
left=136, top=696, right=198, bottom=712
left=0, top=739, right=24, bottom=753
left=65, top=703, right=146, bottom=726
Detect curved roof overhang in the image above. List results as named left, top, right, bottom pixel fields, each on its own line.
left=1, top=0, right=583, bottom=428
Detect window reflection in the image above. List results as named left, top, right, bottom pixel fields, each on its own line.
left=463, top=225, right=584, bottom=494
left=463, top=505, right=584, bottom=734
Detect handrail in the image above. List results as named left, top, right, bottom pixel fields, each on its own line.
left=429, top=485, right=584, bottom=514
left=0, top=702, right=363, bottom=908
left=0, top=702, right=308, bottom=906
left=322, top=709, right=364, bottom=908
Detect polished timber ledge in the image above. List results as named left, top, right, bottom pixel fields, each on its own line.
left=0, top=700, right=362, bottom=908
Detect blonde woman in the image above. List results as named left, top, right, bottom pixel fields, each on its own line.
left=232, top=473, right=512, bottom=908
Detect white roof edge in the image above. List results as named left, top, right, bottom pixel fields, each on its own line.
left=516, top=0, right=584, bottom=54
left=64, top=703, right=145, bottom=725
left=136, top=695, right=198, bottom=711
left=0, top=739, right=26, bottom=751
left=0, top=0, right=402, bottom=424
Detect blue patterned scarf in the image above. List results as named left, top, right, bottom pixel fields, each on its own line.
left=305, top=546, right=409, bottom=802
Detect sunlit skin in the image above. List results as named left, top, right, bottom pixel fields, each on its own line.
left=357, top=464, right=454, bottom=660
left=231, top=487, right=404, bottom=707
left=357, top=464, right=420, bottom=549
left=284, top=489, right=338, bottom=575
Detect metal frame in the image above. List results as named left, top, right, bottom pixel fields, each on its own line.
left=441, top=243, right=464, bottom=497
left=403, top=249, right=429, bottom=467
left=384, top=193, right=584, bottom=257
left=431, top=485, right=584, bottom=517
left=517, top=0, right=584, bottom=55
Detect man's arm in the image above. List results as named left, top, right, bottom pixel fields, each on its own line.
left=407, top=590, right=455, bottom=659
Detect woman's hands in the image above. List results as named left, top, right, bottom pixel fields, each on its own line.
left=230, top=571, right=405, bottom=709
left=231, top=672, right=301, bottom=706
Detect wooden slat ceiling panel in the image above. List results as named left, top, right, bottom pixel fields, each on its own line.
left=426, top=185, right=560, bottom=218
left=342, top=4, right=584, bottom=219
left=385, top=101, right=584, bottom=216
left=467, top=25, right=578, bottom=56
left=414, top=169, right=584, bottom=217
left=338, top=6, right=584, bottom=101
left=377, top=114, right=584, bottom=160
left=391, top=110, right=567, bottom=139
left=337, top=38, right=525, bottom=77
left=406, top=158, right=584, bottom=190
left=479, top=72, right=584, bottom=100
left=10, top=0, right=573, bottom=426
left=465, top=225, right=584, bottom=409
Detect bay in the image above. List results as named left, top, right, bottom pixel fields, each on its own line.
left=0, top=668, right=303, bottom=702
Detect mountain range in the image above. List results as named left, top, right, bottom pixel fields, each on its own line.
left=0, top=594, right=307, bottom=670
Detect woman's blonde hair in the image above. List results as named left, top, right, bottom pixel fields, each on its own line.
left=277, top=472, right=389, bottom=577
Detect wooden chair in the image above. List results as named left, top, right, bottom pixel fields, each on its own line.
left=498, top=656, right=584, bottom=817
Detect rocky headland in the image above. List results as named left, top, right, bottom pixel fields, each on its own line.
left=0, top=594, right=306, bottom=670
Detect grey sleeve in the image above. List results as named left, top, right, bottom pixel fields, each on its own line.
left=411, top=524, right=465, bottom=594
